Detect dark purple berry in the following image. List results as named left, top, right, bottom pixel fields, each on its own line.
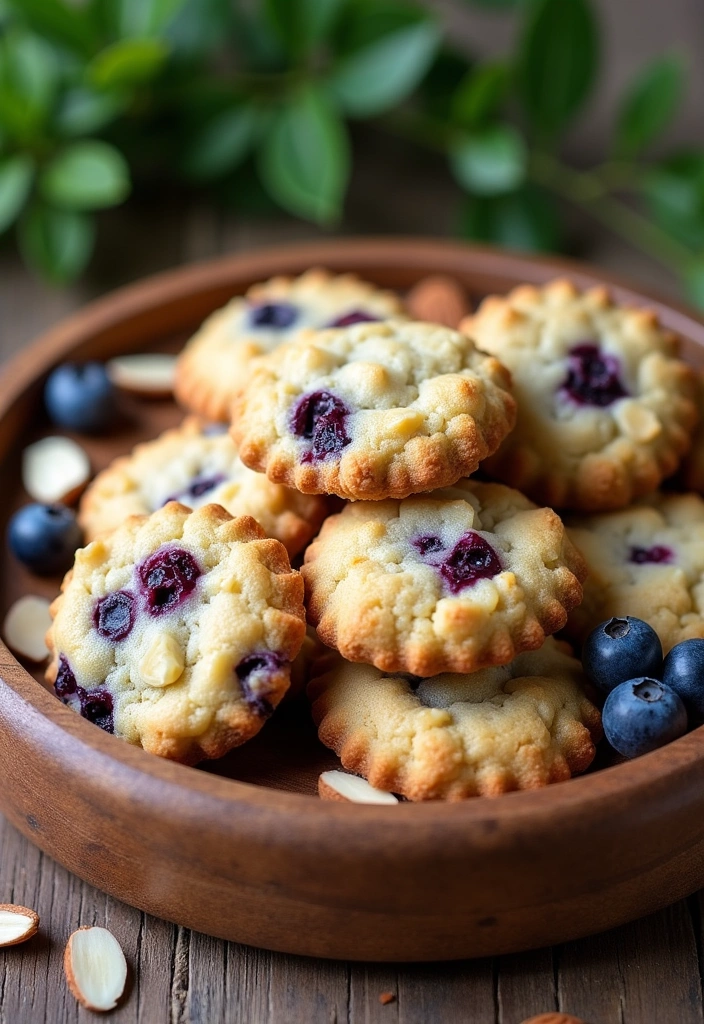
left=164, top=474, right=226, bottom=505
left=560, top=343, right=628, bottom=407
left=602, top=677, right=686, bottom=758
left=54, top=654, right=77, bottom=699
left=629, top=545, right=673, bottom=565
left=139, top=547, right=201, bottom=615
left=248, top=302, right=298, bottom=329
left=7, top=503, right=82, bottom=576
left=94, top=590, right=135, bottom=641
left=44, top=362, right=116, bottom=433
left=439, top=533, right=502, bottom=593
left=290, top=390, right=351, bottom=462
left=582, top=616, right=663, bottom=693
left=236, top=651, right=285, bottom=717
left=327, top=311, right=379, bottom=328
left=413, top=535, right=445, bottom=556
left=79, top=689, right=114, bottom=733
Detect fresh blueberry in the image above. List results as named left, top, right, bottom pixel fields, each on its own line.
left=629, top=544, right=673, bottom=565
left=7, top=503, right=82, bottom=575
left=602, top=677, right=687, bottom=758
left=44, top=363, right=116, bottom=433
left=560, top=343, right=628, bottom=407
left=439, top=533, right=502, bottom=593
left=662, top=639, right=704, bottom=720
left=582, top=616, right=663, bottom=694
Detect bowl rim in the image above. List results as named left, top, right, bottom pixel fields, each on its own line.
left=4, top=234, right=704, bottom=830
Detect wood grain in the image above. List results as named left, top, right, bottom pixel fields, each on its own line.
left=1, top=213, right=704, bottom=1020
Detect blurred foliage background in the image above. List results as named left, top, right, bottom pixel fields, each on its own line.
left=1, top=0, right=703, bottom=306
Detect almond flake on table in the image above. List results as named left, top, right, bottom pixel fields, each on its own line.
left=64, top=926, right=128, bottom=1013
left=107, top=354, right=176, bottom=397
left=3, top=595, right=52, bottom=662
left=0, top=904, right=40, bottom=947
left=22, top=436, right=90, bottom=506
left=319, top=770, right=399, bottom=804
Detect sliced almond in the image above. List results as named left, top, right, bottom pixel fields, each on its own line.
left=319, top=770, right=398, bottom=805
left=64, top=926, right=127, bottom=1013
left=406, top=275, right=472, bottom=329
left=0, top=904, right=40, bottom=947
left=22, top=436, right=90, bottom=506
left=107, top=354, right=176, bottom=397
left=3, top=596, right=52, bottom=662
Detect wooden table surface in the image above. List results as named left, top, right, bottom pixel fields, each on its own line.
left=0, top=206, right=702, bottom=1024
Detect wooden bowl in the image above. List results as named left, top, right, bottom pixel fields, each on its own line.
left=1, top=238, right=704, bottom=963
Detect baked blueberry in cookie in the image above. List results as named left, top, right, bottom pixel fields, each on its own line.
left=46, top=502, right=306, bottom=764
left=174, top=268, right=406, bottom=422
left=232, top=320, right=516, bottom=501
left=308, top=639, right=601, bottom=801
left=78, top=416, right=328, bottom=557
left=463, top=279, right=698, bottom=511
left=567, top=492, right=704, bottom=653
left=302, top=480, right=585, bottom=676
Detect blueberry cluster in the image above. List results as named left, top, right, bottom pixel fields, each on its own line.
left=582, top=616, right=704, bottom=758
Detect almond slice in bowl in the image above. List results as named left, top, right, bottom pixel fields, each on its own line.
left=22, top=436, right=90, bottom=506
left=64, top=926, right=127, bottom=1012
left=3, top=596, right=52, bottom=662
left=107, top=354, right=176, bottom=397
left=0, top=904, right=40, bottom=947
left=319, top=770, right=399, bottom=805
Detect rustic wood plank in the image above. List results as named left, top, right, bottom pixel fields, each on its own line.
left=558, top=902, right=704, bottom=1024
left=497, top=947, right=557, bottom=1023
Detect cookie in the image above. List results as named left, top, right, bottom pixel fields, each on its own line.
left=175, top=268, right=406, bottom=421
left=676, top=371, right=704, bottom=492
left=567, top=492, right=704, bottom=652
left=463, top=279, right=698, bottom=511
left=302, top=480, right=586, bottom=676
left=308, top=638, right=601, bottom=801
left=232, top=320, right=516, bottom=501
left=46, top=502, right=306, bottom=764
left=78, top=417, right=328, bottom=558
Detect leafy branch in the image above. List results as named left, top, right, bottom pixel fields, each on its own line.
left=1, top=0, right=704, bottom=309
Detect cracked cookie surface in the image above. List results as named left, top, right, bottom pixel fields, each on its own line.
left=567, top=492, right=704, bottom=652
left=463, top=279, right=698, bottom=511
left=308, top=639, right=601, bottom=801
left=302, top=480, right=585, bottom=676
left=232, top=320, right=516, bottom=501
left=175, top=268, right=406, bottom=421
left=46, top=502, right=306, bottom=764
left=79, top=416, right=328, bottom=557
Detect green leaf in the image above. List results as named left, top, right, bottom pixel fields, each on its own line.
left=259, top=85, right=350, bottom=224
left=615, top=54, right=684, bottom=156
left=0, top=30, right=58, bottom=114
left=452, top=62, right=508, bottom=128
left=117, top=0, right=187, bottom=36
left=461, top=185, right=560, bottom=251
left=517, top=0, right=599, bottom=139
left=88, top=38, right=168, bottom=89
left=18, top=204, right=95, bottom=283
left=330, top=17, right=441, bottom=117
left=183, top=106, right=259, bottom=180
left=165, top=0, right=232, bottom=56
left=40, top=141, right=130, bottom=210
left=0, top=155, right=34, bottom=233
left=5, top=0, right=97, bottom=55
left=55, top=89, right=125, bottom=137
left=264, top=0, right=343, bottom=58
left=644, top=152, right=704, bottom=250
left=451, top=125, right=527, bottom=195
left=684, top=259, right=704, bottom=311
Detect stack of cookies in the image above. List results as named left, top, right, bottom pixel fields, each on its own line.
left=45, top=269, right=703, bottom=802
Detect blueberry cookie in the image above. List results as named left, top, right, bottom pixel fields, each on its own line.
left=676, top=372, right=704, bottom=492
left=567, top=492, right=704, bottom=652
left=308, top=639, right=601, bottom=801
left=463, top=279, right=698, bottom=511
left=175, top=268, right=406, bottom=422
left=46, top=502, right=306, bottom=764
left=79, top=416, right=328, bottom=557
left=302, top=480, right=585, bottom=676
left=232, top=320, right=516, bottom=501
